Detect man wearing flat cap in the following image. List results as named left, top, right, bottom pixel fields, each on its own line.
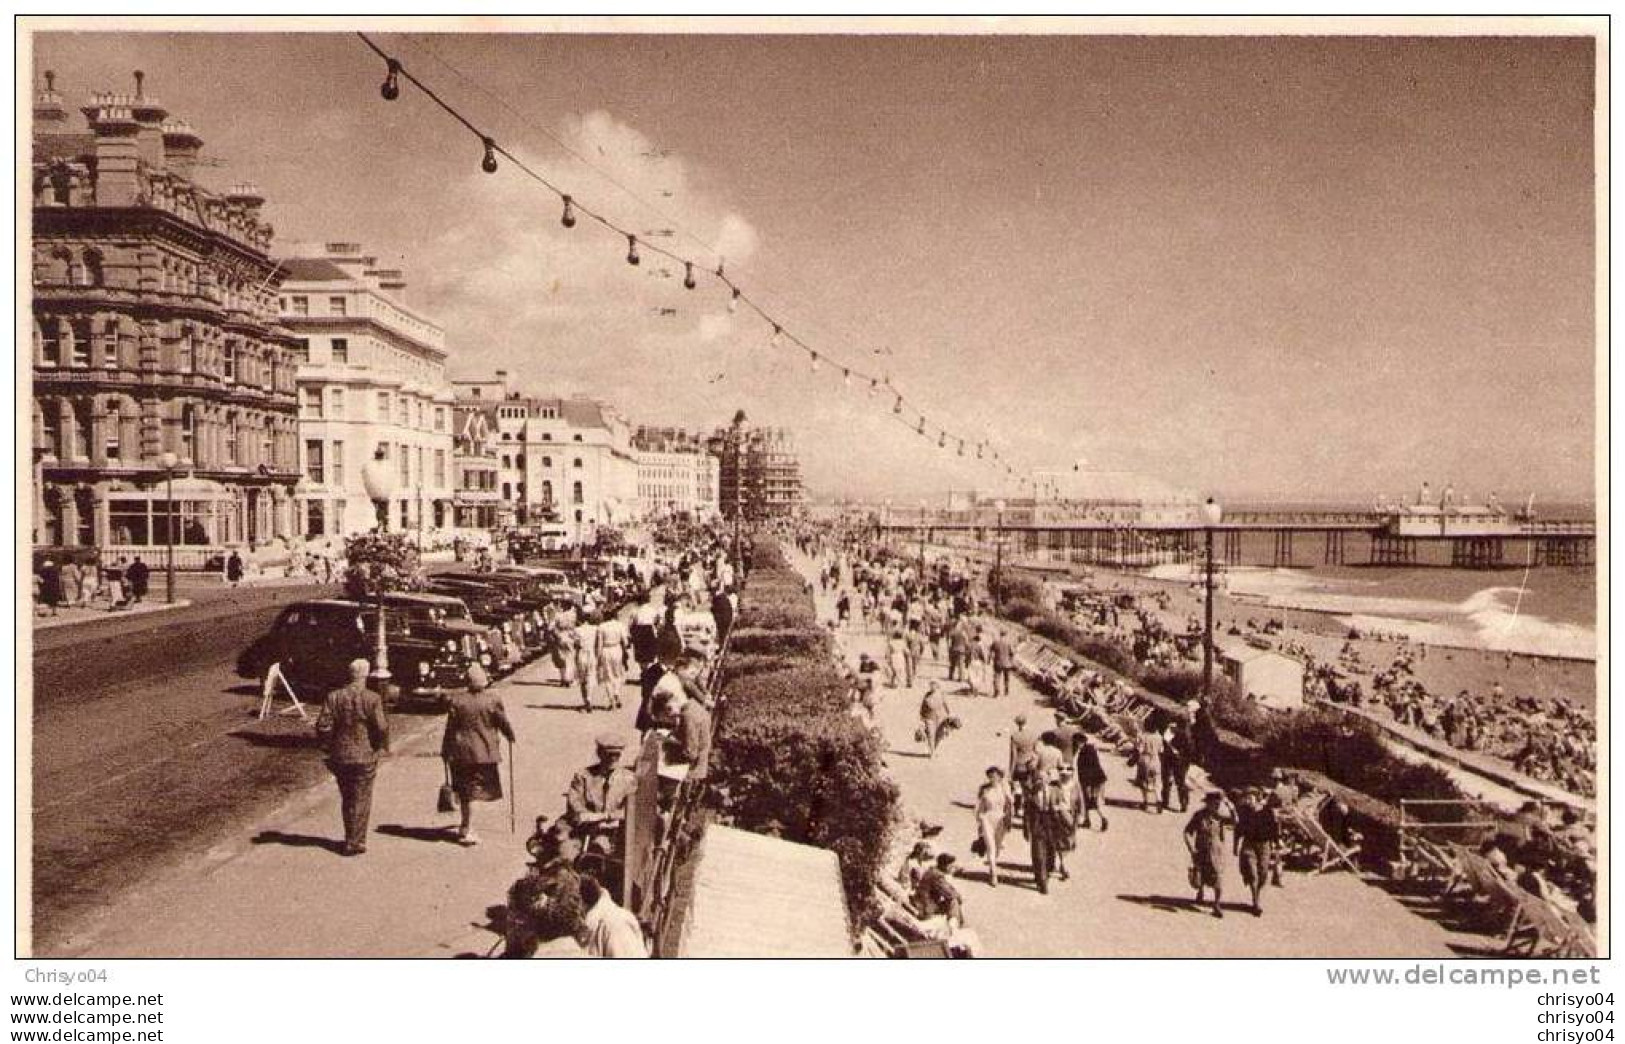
left=565, top=733, right=637, bottom=839
left=316, top=657, right=391, bottom=856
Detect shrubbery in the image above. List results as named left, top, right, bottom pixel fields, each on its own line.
left=709, top=539, right=899, bottom=932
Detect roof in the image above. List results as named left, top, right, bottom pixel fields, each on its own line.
left=675, top=824, right=850, bottom=958
left=276, top=258, right=352, bottom=283
left=32, top=133, right=96, bottom=165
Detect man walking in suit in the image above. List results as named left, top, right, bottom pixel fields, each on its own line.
left=317, top=658, right=391, bottom=856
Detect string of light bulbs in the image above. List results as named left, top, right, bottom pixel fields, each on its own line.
left=358, top=32, right=1027, bottom=481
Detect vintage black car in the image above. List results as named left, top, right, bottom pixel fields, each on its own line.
left=236, top=598, right=468, bottom=703
left=423, top=577, right=538, bottom=667
left=380, top=592, right=497, bottom=685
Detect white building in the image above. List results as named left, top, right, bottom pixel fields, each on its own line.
left=635, top=448, right=721, bottom=521
left=279, top=243, right=456, bottom=542
left=452, top=372, right=639, bottom=545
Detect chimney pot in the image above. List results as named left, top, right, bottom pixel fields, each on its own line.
left=134, top=70, right=145, bottom=97
left=45, top=70, right=55, bottom=92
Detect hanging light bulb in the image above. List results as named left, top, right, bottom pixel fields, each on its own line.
left=683, top=261, right=697, bottom=290
left=560, top=195, right=576, bottom=228
left=977, top=443, right=985, bottom=459
left=938, top=431, right=947, bottom=449
left=893, top=394, right=904, bottom=415
left=917, top=417, right=926, bottom=435
left=380, top=58, right=402, bottom=101
left=727, top=287, right=741, bottom=314
left=810, top=351, right=821, bottom=373
left=626, top=234, right=640, bottom=266
left=769, top=324, right=783, bottom=349
left=958, top=439, right=965, bottom=456
left=481, top=137, right=498, bottom=174
left=870, top=376, right=881, bottom=396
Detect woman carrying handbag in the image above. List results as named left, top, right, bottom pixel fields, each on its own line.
left=441, top=663, right=516, bottom=846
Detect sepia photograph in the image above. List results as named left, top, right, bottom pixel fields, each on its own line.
left=15, top=15, right=1605, bottom=974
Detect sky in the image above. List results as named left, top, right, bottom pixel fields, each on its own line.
left=31, top=28, right=1598, bottom=504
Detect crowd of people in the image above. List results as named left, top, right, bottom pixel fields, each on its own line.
left=308, top=519, right=744, bottom=958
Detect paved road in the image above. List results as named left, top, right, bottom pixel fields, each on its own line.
left=27, top=578, right=356, bottom=951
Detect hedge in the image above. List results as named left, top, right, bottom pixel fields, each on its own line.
left=710, top=538, right=899, bottom=932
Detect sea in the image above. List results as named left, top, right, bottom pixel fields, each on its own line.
left=1138, top=500, right=1598, bottom=662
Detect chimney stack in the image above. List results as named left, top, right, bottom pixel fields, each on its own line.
left=34, top=70, right=71, bottom=135
left=161, top=118, right=203, bottom=179
left=81, top=92, right=142, bottom=207
left=127, top=71, right=169, bottom=171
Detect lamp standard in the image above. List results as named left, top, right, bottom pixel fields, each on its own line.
left=160, top=451, right=178, bottom=603
left=992, top=497, right=1007, bottom=607
left=917, top=498, right=928, bottom=577
left=361, top=446, right=399, bottom=684
left=1201, top=496, right=1223, bottom=698
left=729, top=409, right=746, bottom=571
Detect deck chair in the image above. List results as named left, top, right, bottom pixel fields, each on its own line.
left=1281, top=803, right=1362, bottom=874
left=1502, top=890, right=1582, bottom=957
left=1555, top=907, right=1598, bottom=959
left=1406, top=835, right=1464, bottom=893
left=868, top=889, right=953, bottom=958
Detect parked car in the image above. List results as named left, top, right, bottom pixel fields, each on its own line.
left=424, top=577, right=537, bottom=667
left=380, top=592, right=496, bottom=687
left=235, top=598, right=466, bottom=703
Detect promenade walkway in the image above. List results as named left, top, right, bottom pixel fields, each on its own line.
left=798, top=552, right=1485, bottom=958
left=44, top=657, right=630, bottom=958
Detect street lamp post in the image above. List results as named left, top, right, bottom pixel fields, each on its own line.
left=1202, top=497, right=1223, bottom=698
left=361, top=446, right=399, bottom=684
left=729, top=409, right=746, bottom=572
left=992, top=498, right=1007, bottom=607
left=160, top=451, right=178, bottom=603
left=917, top=498, right=928, bottom=577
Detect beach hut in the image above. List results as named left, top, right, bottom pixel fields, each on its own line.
left=1219, top=642, right=1305, bottom=710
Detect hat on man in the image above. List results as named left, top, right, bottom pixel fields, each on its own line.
left=595, top=732, right=628, bottom=754
left=1203, top=791, right=1225, bottom=805
left=466, top=662, right=490, bottom=692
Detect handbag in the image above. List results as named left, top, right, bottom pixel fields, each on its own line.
left=1187, top=864, right=1200, bottom=890
left=437, top=759, right=457, bottom=814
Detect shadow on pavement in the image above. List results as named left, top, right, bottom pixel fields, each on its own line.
left=957, top=867, right=1044, bottom=892
left=228, top=728, right=319, bottom=750
left=887, top=748, right=932, bottom=760
left=1115, top=892, right=1237, bottom=916
left=525, top=702, right=597, bottom=713
left=376, top=823, right=461, bottom=844
left=250, top=830, right=346, bottom=854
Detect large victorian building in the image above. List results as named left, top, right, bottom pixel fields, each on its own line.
left=633, top=426, right=720, bottom=521
left=452, top=372, right=639, bottom=546
left=709, top=425, right=804, bottom=520
left=278, top=242, right=455, bottom=540
left=30, top=72, right=301, bottom=558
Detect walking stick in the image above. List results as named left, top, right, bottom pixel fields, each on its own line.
left=507, top=738, right=517, bottom=834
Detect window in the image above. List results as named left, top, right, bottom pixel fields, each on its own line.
left=434, top=449, right=446, bottom=488
left=542, top=456, right=552, bottom=468
left=305, top=440, right=325, bottom=483
left=434, top=407, right=446, bottom=433
left=40, top=408, right=59, bottom=458
left=69, top=320, right=90, bottom=367
left=573, top=458, right=583, bottom=469
left=502, top=482, right=512, bottom=500
left=541, top=432, right=552, bottom=441
left=103, top=320, right=119, bottom=368
left=575, top=509, right=583, bottom=523
left=329, top=296, right=347, bottom=317
left=180, top=405, right=196, bottom=462
left=397, top=397, right=408, bottom=426
left=290, top=296, right=309, bottom=316
left=292, top=338, right=309, bottom=363
left=572, top=481, right=584, bottom=504
left=516, top=453, right=525, bottom=468
left=300, top=386, right=322, bottom=419
left=223, top=342, right=237, bottom=382
left=573, top=433, right=583, bottom=442
left=502, top=454, right=512, bottom=469
left=330, top=337, right=348, bottom=364
left=541, top=480, right=553, bottom=504
left=104, top=409, right=122, bottom=461
left=330, top=387, right=345, bottom=418
left=398, top=443, right=409, bottom=484
left=225, top=414, right=239, bottom=465
left=377, top=391, right=391, bottom=420
left=331, top=441, right=345, bottom=487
